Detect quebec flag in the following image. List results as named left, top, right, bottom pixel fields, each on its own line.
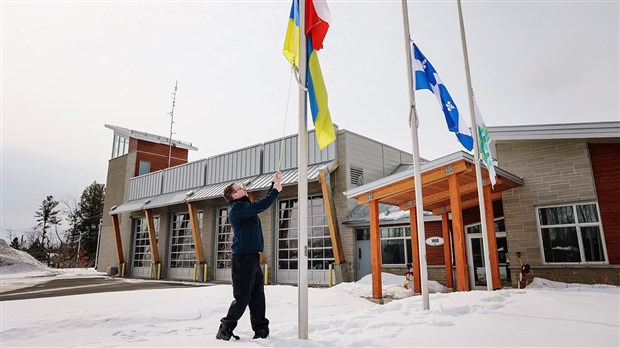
left=412, top=43, right=473, bottom=151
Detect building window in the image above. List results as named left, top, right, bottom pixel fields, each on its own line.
left=537, top=203, right=607, bottom=264
left=111, top=134, right=129, bottom=159
left=139, top=160, right=151, bottom=176
left=132, top=215, right=160, bottom=268
left=380, top=226, right=412, bottom=265
left=277, top=196, right=334, bottom=271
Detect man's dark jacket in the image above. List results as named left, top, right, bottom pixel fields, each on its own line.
left=228, top=185, right=279, bottom=254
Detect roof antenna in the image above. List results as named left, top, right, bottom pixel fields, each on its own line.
left=167, top=80, right=178, bottom=168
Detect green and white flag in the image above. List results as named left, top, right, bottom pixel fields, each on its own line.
left=474, top=98, right=497, bottom=188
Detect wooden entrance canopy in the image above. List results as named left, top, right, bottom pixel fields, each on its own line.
left=346, top=151, right=523, bottom=299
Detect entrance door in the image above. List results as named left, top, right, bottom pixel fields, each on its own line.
left=356, top=239, right=371, bottom=281
left=466, top=233, right=511, bottom=289
left=355, top=228, right=371, bottom=281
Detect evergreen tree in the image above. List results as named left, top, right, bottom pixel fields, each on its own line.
left=76, top=182, right=105, bottom=265
left=10, top=237, right=21, bottom=250
left=34, top=195, right=61, bottom=264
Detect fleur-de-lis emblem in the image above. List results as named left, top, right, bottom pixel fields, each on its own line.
left=421, top=59, right=427, bottom=70
left=445, top=101, right=455, bottom=111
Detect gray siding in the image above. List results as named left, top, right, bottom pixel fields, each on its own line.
left=263, top=129, right=337, bottom=173
left=344, top=131, right=412, bottom=187
left=206, top=145, right=262, bottom=184
left=162, top=159, right=207, bottom=194
left=128, top=171, right=162, bottom=201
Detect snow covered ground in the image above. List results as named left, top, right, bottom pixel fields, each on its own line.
left=1, top=240, right=619, bottom=347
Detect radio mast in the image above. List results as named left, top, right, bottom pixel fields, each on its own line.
left=167, top=80, right=178, bottom=168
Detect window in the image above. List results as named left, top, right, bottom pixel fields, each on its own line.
left=537, top=203, right=607, bottom=264
left=380, top=226, right=412, bottom=265
left=111, top=134, right=129, bottom=159
left=138, top=160, right=151, bottom=175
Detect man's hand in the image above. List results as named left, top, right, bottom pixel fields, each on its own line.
left=274, top=171, right=282, bottom=192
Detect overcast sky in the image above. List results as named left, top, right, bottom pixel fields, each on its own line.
left=1, top=0, right=618, bottom=240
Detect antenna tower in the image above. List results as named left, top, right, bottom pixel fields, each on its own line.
left=167, top=80, right=178, bottom=168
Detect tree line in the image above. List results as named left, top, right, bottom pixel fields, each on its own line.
left=9, top=181, right=105, bottom=268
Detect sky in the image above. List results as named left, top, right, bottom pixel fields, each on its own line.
left=1, top=243, right=619, bottom=347
left=1, top=1, right=619, bottom=240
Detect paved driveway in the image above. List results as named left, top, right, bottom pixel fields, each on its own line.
left=0, top=276, right=208, bottom=301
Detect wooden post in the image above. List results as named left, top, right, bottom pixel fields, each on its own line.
left=441, top=213, right=454, bottom=289
left=319, top=170, right=345, bottom=264
left=408, top=207, right=421, bottom=293
left=144, top=209, right=160, bottom=264
left=369, top=199, right=383, bottom=299
left=111, top=214, right=125, bottom=264
left=187, top=202, right=205, bottom=264
left=448, top=174, right=469, bottom=291
left=483, top=184, right=501, bottom=289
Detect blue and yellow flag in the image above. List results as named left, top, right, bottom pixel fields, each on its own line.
left=283, top=0, right=335, bottom=150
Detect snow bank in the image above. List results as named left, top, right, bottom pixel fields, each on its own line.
left=333, top=272, right=448, bottom=299
left=528, top=277, right=620, bottom=294
left=0, top=239, right=60, bottom=278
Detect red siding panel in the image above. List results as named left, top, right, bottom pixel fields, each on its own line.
left=589, top=143, right=620, bottom=265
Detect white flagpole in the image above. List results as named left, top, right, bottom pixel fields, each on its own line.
left=401, top=0, right=430, bottom=310
left=457, top=0, right=494, bottom=291
left=297, top=0, right=309, bottom=339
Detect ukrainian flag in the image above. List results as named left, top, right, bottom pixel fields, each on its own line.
left=283, top=0, right=300, bottom=67
left=283, top=0, right=335, bottom=150
left=306, top=38, right=336, bottom=149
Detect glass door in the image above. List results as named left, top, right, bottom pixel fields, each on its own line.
left=466, top=218, right=511, bottom=289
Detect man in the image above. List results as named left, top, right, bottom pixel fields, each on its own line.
left=216, top=171, right=282, bottom=341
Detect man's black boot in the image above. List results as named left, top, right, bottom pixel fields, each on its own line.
left=252, top=327, right=269, bottom=339
left=216, top=325, right=240, bottom=341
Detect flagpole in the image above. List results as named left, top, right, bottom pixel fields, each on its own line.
left=401, top=0, right=430, bottom=310
left=457, top=0, right=494, bottom=291
left=297, top=0, right=310, bottom=339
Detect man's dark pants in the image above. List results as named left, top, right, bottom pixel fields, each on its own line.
left=220, top=253, right=269, bottom=332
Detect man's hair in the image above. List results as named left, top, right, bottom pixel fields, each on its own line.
left=223, top=183, right=236, bottom=203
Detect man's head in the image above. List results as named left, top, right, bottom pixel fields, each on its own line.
left=223, top=182, right=246, bottom=202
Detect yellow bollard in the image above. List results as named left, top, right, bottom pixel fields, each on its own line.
left=157, top=263, right=162, bottom=280
left=203, top=263, right=208, bottom=282
left=264, top=264, right=269, bottom=285
left=193, top=263, right=198, bottom=282
left=149, top=264, right=154, bottom=279
left=328, top=263, right=333, bottom=287
left=121, top=263, right=126, bottom=277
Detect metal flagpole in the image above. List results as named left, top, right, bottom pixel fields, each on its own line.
left=297, top=0, right=309, bottom=339
left=457, top=0, right=494, bottom=291
left=401, top=0, right=430, bottom=310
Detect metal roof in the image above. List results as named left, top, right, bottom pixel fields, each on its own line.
left=187, top=160, right=338, bottom=202
left=487, top=121, right=620, bottom=141
left=105, top=124, right=198, bottom=151
left=143, top=190, right=190, bottom=210
left=343, top=203, right=442, bottom=225
left=108, top=199, right=150, bottom=215
left=112, top=160, right=339, bottom=213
